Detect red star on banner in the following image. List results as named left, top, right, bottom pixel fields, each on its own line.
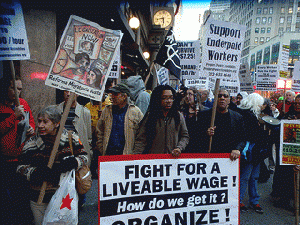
left=60, top=193, right=73, bottom=210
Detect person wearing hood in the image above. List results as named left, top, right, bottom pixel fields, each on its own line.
left=125, top=75, right=150, bottom=115
left=236, top=92, right=249, bottom=105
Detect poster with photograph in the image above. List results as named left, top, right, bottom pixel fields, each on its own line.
left=98, top=154, right=240, bottom=225
left=280, top=120, right=300, bottom=165
left=45, top=15, right=123, bottom=101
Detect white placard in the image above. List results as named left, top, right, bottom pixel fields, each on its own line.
left=292, top=60, right=300, bottom=92
left=177, top=40, right=201, bottom=80
left=256, top=64, right=279, bottom=91
left=157, top=67, right=170, bottom=85
left=238, top=64, right=253, bottom=93
left=108, top=47, right=120, bottom=78
left=202, top=18, right=246, bottom=95
left=0, top=0, right=30, bottom=60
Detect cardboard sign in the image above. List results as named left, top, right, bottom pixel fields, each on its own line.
left=98, top=154, right=240, bottom=225
left=255, top=64, right=279, bottom=91
left=177, top=40, right=201, bottom=80
left=202, top=17, right=246, bottom=95
left=0, top=0, right=30, bottom=60
left=156, top=67, right=170, bottom=85
left=45, top=15, right=123, bottom=101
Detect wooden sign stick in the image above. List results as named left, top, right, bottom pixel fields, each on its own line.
left=208, top=78, right=220, bottom=153
left=37, top=92, right=75, bottom=204
left=10, top=61, right=20, bottom=107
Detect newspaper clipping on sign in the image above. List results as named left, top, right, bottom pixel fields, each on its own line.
left=0, top=0, right=30, bottom=60
left=256, top=65, right=279, bottom=91
left=280, top=120, right=300, bottom=165
left=45, top=15, right=123, bottom=101
left=177, top=40, right=201, bottom=80
left=99, top=154, right=240, bottom=225
left=202, top=17, right=246, bottom=95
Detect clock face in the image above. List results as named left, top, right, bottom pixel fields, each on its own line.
left=153, top=10, right=172, bottom=28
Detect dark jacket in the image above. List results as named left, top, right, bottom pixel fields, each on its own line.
left=195, top=109, right=245, bottom=153
left=133, top=112, right=189, bottom=154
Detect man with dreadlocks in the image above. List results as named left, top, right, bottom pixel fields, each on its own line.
left=133, top=85, right=189, bottom=157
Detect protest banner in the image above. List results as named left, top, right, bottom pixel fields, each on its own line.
left=238, top=63, right=253, bottom=93
left=255, top=64, right=279, bottom=91
left=177, top=40, right=201, bottom=80
left=0, top=0, right=30, bottom=60
left=202, top=17, right=246, bottom=95
left=292, top=60, right=300, bottom=92
left=99, top=154, right=240, bottom=225
left=45, top=15, right=123, bottom=101
left=156, top=67, right=170, bottom=85
left=108, top=47, right=120, bottom=79
left=280, top=120, right=300, bottom=165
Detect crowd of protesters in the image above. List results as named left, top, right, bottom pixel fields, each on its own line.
left=1, top=73, right=300, bottom=224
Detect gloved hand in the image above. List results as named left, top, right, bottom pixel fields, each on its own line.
left=30, top=165, right=60, bottom=185
left=58, top=155, right=78, bottom=173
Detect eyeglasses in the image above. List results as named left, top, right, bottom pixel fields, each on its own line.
left=161, top=97, right=174, bottom=101
left=218, top=94, right=229, bottom=98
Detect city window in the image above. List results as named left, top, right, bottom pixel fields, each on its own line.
left=263, top=8, right=268, bottom=14
left=257, top=8, right=262, bottom=14
left=280, top=17, right=285, bottom=23
left=260, top=37, right=265, bottom=44
left=286, top=27, right=291, bottom=32
left=266, top=37, right=270, bottom=42
left=289, top=7, right=293, bottom=13
left=269, top=7, right=273, bottom=14
left=254, top=37, right=258, bottom=44
left=268, top=17, right=272, bottom=23
left=262, top=17, right=267, bottom=24
left=279, top=27, right=284, bottom=34
left=298, top=7, right=300, bottom=12
left=261, top=28, right=266, bottom=33
left=255, top=28, right=259, bottom=33
left=256, top=17, right=261, bottom=24
left=267, top=27, right=271, bottom=33
left=287, top=16, right=292, bottom=23
left=281, top=7, right=285, bottom=13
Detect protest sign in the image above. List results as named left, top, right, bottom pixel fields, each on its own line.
left=45, top=15, right=123, bottom=101
left=156, top=67, right=170, bottom=85
left=0, top=0, right=30, bottom=60
left=99, top=154, right=239, bottom=225
left=292, top=60, right=300, bottom=92
left=202, top=17, right=246, bottom=95
left=280, top=120, right=300, bottom=165
left=256, top=65, right=279, bottom=91
left=177, top=40, right=201, bottom=80
left=238, top=64, right=253, bottom=93
left=184, top=78, right=207, bottom=90
left=108, top=47, right=120, bottom=79
left=279, top=43, right=289, bottom=78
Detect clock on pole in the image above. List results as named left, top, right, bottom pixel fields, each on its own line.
left=153, top=8, right=174, bottom=29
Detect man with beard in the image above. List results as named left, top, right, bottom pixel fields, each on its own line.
left=195, top=88, right=245, bottom=160
left=60, top=52, right=90, bottom=84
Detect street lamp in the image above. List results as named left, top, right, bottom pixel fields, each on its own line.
left=143, top=51, right=150, bottom=59
left=129, top=17, right=140, bottom=29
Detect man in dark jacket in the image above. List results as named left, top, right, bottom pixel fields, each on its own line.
left=196, top=88, right=245, bottom=160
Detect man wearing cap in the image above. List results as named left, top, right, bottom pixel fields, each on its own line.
left=96, top=83, right=144, bottom=155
